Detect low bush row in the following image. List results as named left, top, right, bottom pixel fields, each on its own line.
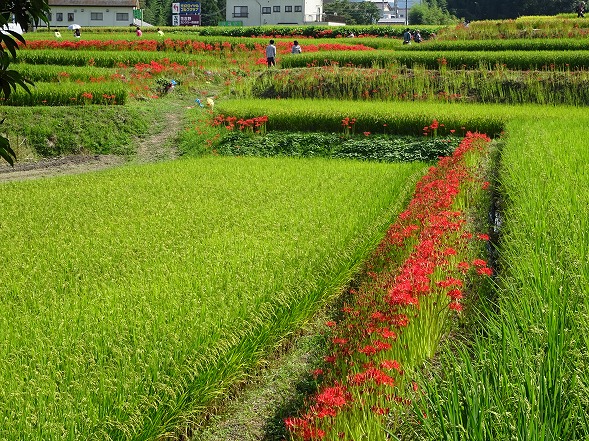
left=214, top=131, right=460, bottom=162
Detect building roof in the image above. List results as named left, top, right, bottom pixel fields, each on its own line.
left=48, top=0, right=137, bottom=7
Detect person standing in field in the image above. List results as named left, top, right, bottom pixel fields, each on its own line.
left=136, top=26, right=143, bottom=36
left=266, top=39, right=276, bottom=67
left=291, top=40, right=302, bottom=54
left=403, top=28, right=412, bottom=44
left=54, top=29, right=61, bottom=38
left=577, top=1, right=585, bottom=17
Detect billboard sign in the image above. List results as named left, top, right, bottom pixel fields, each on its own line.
left=179, top=14, right=200, bottom=25
left=172, top=2, right=201, bottom=26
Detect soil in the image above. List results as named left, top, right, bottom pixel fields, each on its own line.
left=0, top=106, right=182, bottom=183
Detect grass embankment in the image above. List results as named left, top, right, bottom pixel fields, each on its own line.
left=0, top=156, right=423, bottom=440
left=0, top=104, right=157, bottom=157
left=410, top=117, right=589, bottom=439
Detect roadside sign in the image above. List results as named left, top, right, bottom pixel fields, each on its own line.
left=179, top=14, right=200, bottom=25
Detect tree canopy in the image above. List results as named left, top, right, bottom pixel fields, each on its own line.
left=446, top=0, right=576, bottom=20
left=1, top=0, right=49, bottom=165
left=324, top=0, right=382, bottom=25
left=409, top=0, right=457, bottom=24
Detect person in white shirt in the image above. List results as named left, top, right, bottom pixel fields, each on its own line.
left=266, top=39, right=276, bottom=67
left=291, top=40, right=302, bottom=54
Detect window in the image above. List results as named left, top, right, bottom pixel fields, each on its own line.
left=285, top=6, right=292, bottom=12
left=273, top=5, right=280, bottom=12
left=91, top=12, right=103, bottom=20
left=294, top=5, right=302, bottom=12
left=67, top=13, right=74, bottom=21
left=116, top=12, right=129, bottom=21
left=262, top=7, right=271, bottom=14
left=233, top=6, right=248, bottom=17
left=56, top=12, right=63, bottom=21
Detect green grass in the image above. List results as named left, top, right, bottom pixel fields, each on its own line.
left=0, top=156, right=423, bottom=440
left=0, top=105, right=151, bottom=156
left=409, top=116, right=589, bottom=440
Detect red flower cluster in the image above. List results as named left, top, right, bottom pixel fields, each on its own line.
left=285, top=131, right=493, bottom=440
left=210, top=114, right=268, bottom=134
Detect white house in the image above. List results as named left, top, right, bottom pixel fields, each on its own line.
left=226, top=0, right=323, bottom=25
left=44, top=0, right=139, bottom=28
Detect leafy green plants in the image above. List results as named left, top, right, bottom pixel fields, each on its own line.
left=212, top=131, right=460, bottom=162
left=285, top=132, right=494, bottom=440
left=409, top=116, right=589, bottom=440
left=0, top=156, right=423, bottom=440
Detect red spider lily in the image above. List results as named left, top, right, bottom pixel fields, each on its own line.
left=286, top=132, right=493, bottom=440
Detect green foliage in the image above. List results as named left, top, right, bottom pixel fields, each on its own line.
left=323, top=0, right=381, bottom=25
left=398, top=37, right=589, bottom=51
left=409, top=0, right=458, bottom=25
left=411, top=116, right=589, bottom=439
left=15, top=49, right=196, bottom=68
left=0, top=156, right=422, bottom=440
left=196, top=24, right=444, bottom=38
left=214, top=131, right=460, bottom=162
left=12, top=64, right=116, bottom=82
left=280, top=48, right=589, bottom=70
left=0, top=105, right=149, bottom=156
left=0, top=0, right=50, bottom=164
left=0, top=81, right=127, bottom=106
left=215, top=99, right=537, bottom=137
left=446, top=0, right=573, bottom=20
left=241, top=65, right=589, bottom=106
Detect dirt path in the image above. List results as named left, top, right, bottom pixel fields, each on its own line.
left=0, top=105, right=183, bottom=183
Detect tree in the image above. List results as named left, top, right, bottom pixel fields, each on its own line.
left=1, top=0, right=49, bottom=165
left=446, top=0, right=573, bottom=19
left=409, top=0, right=457, bottom=25
left=199, top=0, right=223, bottom=26
left=324, top=0, right=381, bottom=25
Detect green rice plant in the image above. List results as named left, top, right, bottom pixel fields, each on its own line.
left=280, top=49, right=589, bottom=70
left=0, top=156, right=423, bottom=440
left=13, top=64, right=118, bottom=82
left=0, top=81, right=127, bottom=106
left=239, top=66, right=589, bottom=106
left=409, top=116, right=589, bottom=440
left=15, top=49, right=198, bottom=67
left=214, top=99, right=573, bottom=137
left=435, top=17, right=589, bottom=40
left=397, top=37, right=589, bottom=52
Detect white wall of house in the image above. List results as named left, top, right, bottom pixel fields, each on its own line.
left=227, top=0, right=322, bottom=26
left=45, top=4, right=136, bottom=27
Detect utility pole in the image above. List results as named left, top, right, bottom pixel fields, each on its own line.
left=405, top=0, right=408, bottom=24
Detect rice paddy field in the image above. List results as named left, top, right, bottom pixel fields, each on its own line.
left=1, top=15, right=588, bottom=440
